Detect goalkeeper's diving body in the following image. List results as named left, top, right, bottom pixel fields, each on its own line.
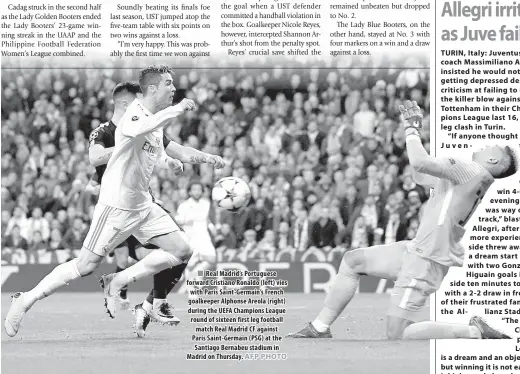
left=288, top=100, right=519, bottom=340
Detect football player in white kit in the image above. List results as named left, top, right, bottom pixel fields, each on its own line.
left=175, top=181, right=216, bottom=283
left=85, top=81, right=191, bottom=336
left=5, top=65, right=225, bottom=337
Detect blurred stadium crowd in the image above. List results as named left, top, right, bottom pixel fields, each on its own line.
left=1, top=58, right=431, bottom=265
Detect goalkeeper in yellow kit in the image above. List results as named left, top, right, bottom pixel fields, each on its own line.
left=288, top=100, right=518, bottom=340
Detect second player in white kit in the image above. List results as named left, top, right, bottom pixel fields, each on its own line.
left=175, top=182, right=217, bottom=278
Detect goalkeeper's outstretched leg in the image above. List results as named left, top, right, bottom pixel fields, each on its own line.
left=386, top=249, right=510, bottom=340
left=287, top=241, right=407, bottom=338
left=287, top=240, right=511, bottom=340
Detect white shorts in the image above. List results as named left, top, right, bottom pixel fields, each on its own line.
left=83, top=202, right=180, bottom=257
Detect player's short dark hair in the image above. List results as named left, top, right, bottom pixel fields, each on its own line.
left=497, top=146, right=518, bottom=179
left=188, top=180, right=204, bottom=193
left=139, top=65, right=174, bottom=94
left=112, top=81, right=141, bottom=99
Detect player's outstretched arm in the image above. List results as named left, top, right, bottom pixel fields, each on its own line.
left=122, top=99, right=195, bottom=138
left=400, top=100, right=480, bottom=185
left=165, top=141, right=225, bottom=168
left=156, top=151, right=184, bottom=175
left=400, top=100, right=447, bottom=179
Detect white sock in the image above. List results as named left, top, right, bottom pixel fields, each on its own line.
left=142, top=300, right=153, bottom=314
left=110, top=250, right=182, bottom=293
left=312, top=319, right=330, bottom=333
left=153, top=298, right=167, bottom=309
left=402, top=322, right=483, bottom=339
left=25, top=260, right=81, bottom=309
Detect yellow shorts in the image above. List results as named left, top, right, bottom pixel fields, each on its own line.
left=387, top=250, right=449, bottom=322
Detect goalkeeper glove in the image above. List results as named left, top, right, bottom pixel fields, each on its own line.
left=399, top=100, right=423, bottom=136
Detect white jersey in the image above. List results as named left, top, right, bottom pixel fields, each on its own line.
left=99, top=99, right=184, bottom=211
left=176, top=197, right=212, bottom=239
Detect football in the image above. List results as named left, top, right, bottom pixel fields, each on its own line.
left=211, top=177, right=251, bottom=212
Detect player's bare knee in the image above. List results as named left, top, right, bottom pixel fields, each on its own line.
left=76, top=259, right=98, bottom=276
left=76, top=249, right=103, bottom=276
left=148, top=231, right=193, bottom=261
left=183, top=252, right=193, bottom=262
left=162, top=240, right=191, bottom=261
left=175, top=241, right=192, bottom=261
left=342, top=250, right=366, bottom=274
